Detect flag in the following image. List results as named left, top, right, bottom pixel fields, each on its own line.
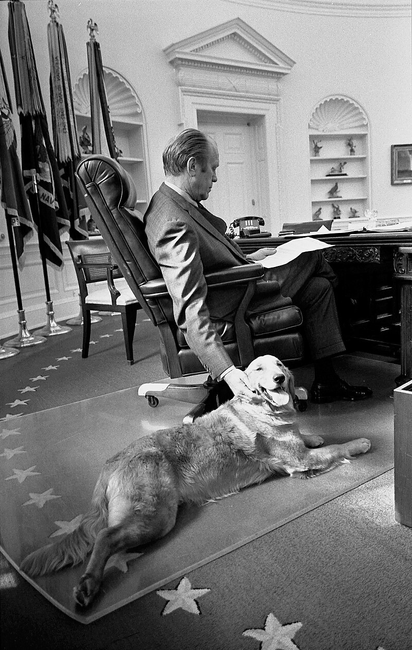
left=8, top=0, right=69, bottom=269
left=0, top=47, right=33, bottom=266
left=20, top=113, right=68, bottom=268
left=48, top=8, right=87, bottom=240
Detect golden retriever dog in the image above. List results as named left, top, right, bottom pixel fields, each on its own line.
left=21, top=355, right=371, bottom=607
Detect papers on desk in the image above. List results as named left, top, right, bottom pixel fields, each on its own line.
left=261, top=237, right=333, bottom=269
left=366, top=221, right=412, bottom=232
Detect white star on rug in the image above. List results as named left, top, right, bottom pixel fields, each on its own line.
left=157, top=577, right=210, bottom=615
left=23, top=488, right=61, bottom=508
left=2, top=413, right=23, bottom=420
left=105, top=551, right=143, bottom=573
left=41, top=365, right=59, bottom=371
left=5, top=466, right=40, bottom=483
left=30, top=375, right=48, bottom=381
left=56, top=356, right=71, bottom=361
left=115, top=328, right=123, bottom=333
left=100, top=334, right=113, bottom=339
left=6, top=399, right=29, bottom=408
left=18, top=386, right=38, bottom=394
left=0, top=428, right=21, bottom=440
left=243, top=613, right=302, bottom=650
left=50, top=515, right=84, bottom=537
left=89, top=340, right=98, bottom=345
left=70, top=348, right=82, bottom=353
left=0, top=446, right=26, bottom=459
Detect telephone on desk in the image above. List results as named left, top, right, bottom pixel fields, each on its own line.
left=229, top=217, right=271, bottom=238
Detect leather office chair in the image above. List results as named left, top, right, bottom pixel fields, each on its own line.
left=67, top=238, right=141, bottom=364
left=76, top=155, right=305, bottom=418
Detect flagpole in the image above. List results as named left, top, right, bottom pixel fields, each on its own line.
left=7, top=0, right=71, bottom=337
left=3, top=212, right=46, bottom=349
left=31, top=170, right=71, bottom=337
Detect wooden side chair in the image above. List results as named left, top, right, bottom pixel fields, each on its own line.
left=66, top=238, right=141, bottom=364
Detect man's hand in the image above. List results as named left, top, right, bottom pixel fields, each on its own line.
left=247, top=247, right=277, bottom=262
left=223, top=367, right=256, bottom=398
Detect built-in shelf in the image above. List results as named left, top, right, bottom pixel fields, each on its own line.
left=308, top=96, right=370, bottom=222
left=73, top=69, right=149, bottom=214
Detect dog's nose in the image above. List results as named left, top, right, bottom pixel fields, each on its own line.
left=274, top=374, right=285, bottom=384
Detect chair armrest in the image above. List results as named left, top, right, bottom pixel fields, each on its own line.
left=140, top=278, right=169, bottom=298
left=140, top=264, right=265, bottom=299
left=205, top=264, right=264, bottom=288
left=78, top=260, right=121, bottom=303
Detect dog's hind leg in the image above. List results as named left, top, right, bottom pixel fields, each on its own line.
left=73, top=495, right=179, bottom=607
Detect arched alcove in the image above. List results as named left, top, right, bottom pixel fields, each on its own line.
left=73, top=69, right=150, bottom=212
left=308, top=95, right=370, bottom=222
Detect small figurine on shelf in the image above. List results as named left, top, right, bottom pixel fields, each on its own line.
left=79, top=125, right=92, bottom=154
left=312, top=140, right=322, bottom=157
left=313, top=207, right=322, bottom=221
left=327, top=182, right=341, bottom=199
left=347, top=138, right=356, bottom=155
left=327, top=162, right=347, bottom=176
left=332, top=203, right=341, bottom=219
left=349, top=207, right=360, bottom=218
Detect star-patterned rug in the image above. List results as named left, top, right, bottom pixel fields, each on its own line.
left=0, top=346, right=400, bottom=626
left=0, top=311, right=165, bottom=419
left=2, top=470, right=411, bottom=649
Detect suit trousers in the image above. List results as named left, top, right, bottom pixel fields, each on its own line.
left=254, top=251, right=346, bottom=361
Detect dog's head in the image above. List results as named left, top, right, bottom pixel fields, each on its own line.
left=245, top=355, right=295, bottom=410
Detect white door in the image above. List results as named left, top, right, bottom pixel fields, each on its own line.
left=197, top=113, right=265, bottom=227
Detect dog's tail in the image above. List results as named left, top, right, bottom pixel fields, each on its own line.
left=20, top=471, right=109, bottom=578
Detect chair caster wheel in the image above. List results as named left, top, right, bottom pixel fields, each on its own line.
left=294, top=397, right=307, bottom=412
left=147, top=395, right=159, bottom=408
left=294, top=387, right=308, bottom=412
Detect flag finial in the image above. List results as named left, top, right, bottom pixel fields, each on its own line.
left=47, top=0, right=59, bottom=22
left=87, top=18, right=99, bottom=41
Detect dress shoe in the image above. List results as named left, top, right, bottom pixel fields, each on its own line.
left=310, top=378, right=373, bottom=403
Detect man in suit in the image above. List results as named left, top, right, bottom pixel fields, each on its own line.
left=144, top=129, right=372, bottom=403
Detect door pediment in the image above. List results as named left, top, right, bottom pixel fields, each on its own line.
left=164, top=18, right=295, bottom=78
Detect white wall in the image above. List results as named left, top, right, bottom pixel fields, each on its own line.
left=1, top=0, right=411, bottom=337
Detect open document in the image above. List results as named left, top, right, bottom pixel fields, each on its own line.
left=260, top=237, right=333, bottom=269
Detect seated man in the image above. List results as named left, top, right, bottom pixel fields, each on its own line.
left=144, top=128, right=372, bottom=403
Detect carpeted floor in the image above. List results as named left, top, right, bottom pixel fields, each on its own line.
left=1, top=315, right=412, bottom=648
left=0, top=312, right=165, bottom=418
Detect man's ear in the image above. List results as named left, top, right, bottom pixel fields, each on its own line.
left=187, top=156, right=197, bottom=176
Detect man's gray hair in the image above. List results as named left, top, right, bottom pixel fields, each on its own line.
left=163, top=128, right=215, bottom=176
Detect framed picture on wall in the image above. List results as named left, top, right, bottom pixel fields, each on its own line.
left=391, top=144, right=412, bottom=185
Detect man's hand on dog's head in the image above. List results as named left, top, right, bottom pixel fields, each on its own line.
left=223, top=367, right=256, bottom=399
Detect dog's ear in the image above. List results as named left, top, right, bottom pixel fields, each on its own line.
left=285, top=366, right=296, bottom=403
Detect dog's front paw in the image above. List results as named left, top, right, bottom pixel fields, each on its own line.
left=73, top=572, right=101, bottom=607
left=301, top=433, right=324, bottom=448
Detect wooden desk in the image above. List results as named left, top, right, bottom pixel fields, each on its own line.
left=238, top=232, right=412, bottom=383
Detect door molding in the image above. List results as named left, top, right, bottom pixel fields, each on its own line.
left=164, top=18, right=295, bottom=230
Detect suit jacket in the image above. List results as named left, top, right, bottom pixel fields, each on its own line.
left=144, top=183, right=255, bottom=378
